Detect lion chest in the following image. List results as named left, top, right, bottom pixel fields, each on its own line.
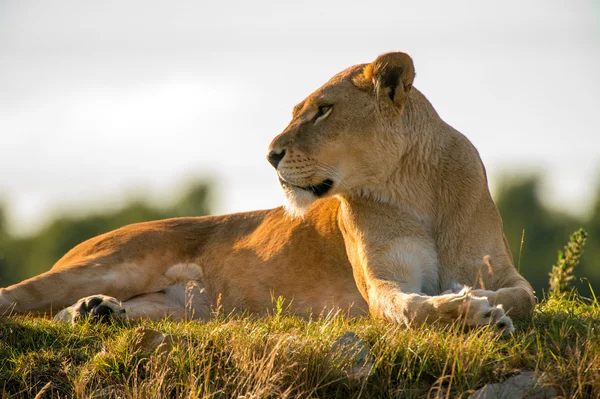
left=382, top=237, right=440, bottom=296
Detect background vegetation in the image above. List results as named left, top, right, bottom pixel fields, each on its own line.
left=495, top=175, right=600, bottom=298
left=0, top=182, right=211, bottom=287
left=1, top=175, right=599, bottom=298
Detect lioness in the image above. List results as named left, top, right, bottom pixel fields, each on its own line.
left=0, top=52, right=535, bottom=333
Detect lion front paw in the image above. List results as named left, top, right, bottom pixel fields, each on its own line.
left=54, top=295, right=126, bottom=324
left=435, top=289, right=514, bottom=336
left=475, top=302, right=514, bottom=336
left=462, top=293, right=514, bottom=336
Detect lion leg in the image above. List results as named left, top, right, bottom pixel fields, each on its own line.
left=124, top=281, right=211, bottom=321
left=344, top=232, right=514, bottom=334
left=0, top=269, right=111, bottom=315
left=55, top=292, right=186, bottom=323
left=53, top=281, right=211, bottom=323
left=0, top=261, right=167, bottom=315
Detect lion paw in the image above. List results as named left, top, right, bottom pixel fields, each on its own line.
left=54, top=295, right=126, bottom=324
left=461, top=293, right=514, bottom=336
left=435, top=289, right=514, bottom=336
left=476, top=302, right=514, bottom=335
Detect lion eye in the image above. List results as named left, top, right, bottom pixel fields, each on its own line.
left=314, top=105, right=333, bottom=123
left=318, top=105, right=332, bottom=115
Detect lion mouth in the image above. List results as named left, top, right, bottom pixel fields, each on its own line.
left=278, top=178, right=334, bottom=197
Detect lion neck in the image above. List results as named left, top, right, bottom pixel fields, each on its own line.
left=341, top=88, right=447, bottom=219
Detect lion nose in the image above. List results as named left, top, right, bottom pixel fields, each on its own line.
left=267, top=149, right=286, bottom=169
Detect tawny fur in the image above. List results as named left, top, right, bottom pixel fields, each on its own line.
left=0, top=52, right=535, bottom=331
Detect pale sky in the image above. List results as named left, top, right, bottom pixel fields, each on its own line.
left=0, top=0, right=599, bottom=235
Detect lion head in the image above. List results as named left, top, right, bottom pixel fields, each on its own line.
left=267, top=52, right=417, bottom=216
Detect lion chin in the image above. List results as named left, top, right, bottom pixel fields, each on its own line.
left=280, top=178, right=335, bottom=218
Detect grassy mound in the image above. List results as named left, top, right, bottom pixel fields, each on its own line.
left=1, top=295, right=599, bottom=398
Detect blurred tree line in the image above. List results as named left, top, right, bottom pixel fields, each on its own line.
left=496, top=176, right=600, bottom=299
left=0, top=182, right=211, bottom=286
left=0, top=177, right=598, bottom=300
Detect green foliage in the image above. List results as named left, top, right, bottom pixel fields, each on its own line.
left=495, top=175, right=600, bottom=298
left=270, top=292, right=287, bottom=324
left=549, top=229, right=588, bottom=298
left=0, top=181, right=212, bottom=286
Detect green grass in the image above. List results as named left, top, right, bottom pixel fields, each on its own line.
left=1, top=295, right=599, bottom=398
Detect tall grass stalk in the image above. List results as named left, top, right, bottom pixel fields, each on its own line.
left=517, top=228, right=525, bottom=273
left=548, top=228, right=588, bottom=298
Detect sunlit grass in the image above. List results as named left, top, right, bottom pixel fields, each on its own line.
left=1, top=295, right=599, bottom=398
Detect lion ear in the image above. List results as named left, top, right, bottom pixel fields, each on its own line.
left=353, top=52, right=415, bottom=111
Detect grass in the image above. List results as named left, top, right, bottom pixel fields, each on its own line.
left=1, top=296, right=599, bottom=398
left=1, top=229, right=597, bottom=398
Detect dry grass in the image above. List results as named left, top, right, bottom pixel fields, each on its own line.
left=1, top=295, right=599, bottom=398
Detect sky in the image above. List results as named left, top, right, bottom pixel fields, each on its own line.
left=0, top=0, right=599, bottom=235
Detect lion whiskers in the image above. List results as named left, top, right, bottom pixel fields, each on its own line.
left=281, top=161, right=344, bottom=219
